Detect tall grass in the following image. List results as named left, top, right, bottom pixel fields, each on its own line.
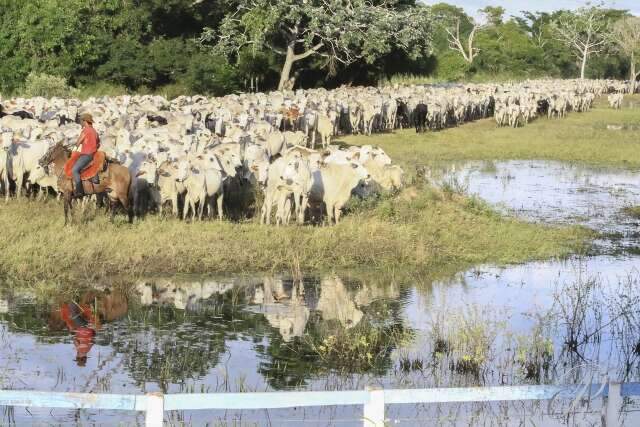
left=378, top=74, right=450, bottom=87
left=378, top=72, right=556, bottom=87
left=0, top=183, right=589, bottom=288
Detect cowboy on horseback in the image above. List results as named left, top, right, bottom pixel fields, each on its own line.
left=72, top=113, right=100, bottom=197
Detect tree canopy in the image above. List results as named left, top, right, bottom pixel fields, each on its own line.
left=0, top=1, right=637, bottom=96
left=204, top=0, right=433, bottom=89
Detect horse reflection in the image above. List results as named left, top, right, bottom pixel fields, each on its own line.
left=48, top=290, right=128, bottom=366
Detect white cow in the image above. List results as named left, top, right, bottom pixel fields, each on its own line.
left=310, top=162, right=370, bottom=224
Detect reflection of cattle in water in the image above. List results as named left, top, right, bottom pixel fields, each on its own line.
left=135, top=275, right=400, bottom=342
left=250, top=275, right=395, bottom=341
left=251, top=277, right=310, bottom=342
left=136, top=279, right=235, bottom=311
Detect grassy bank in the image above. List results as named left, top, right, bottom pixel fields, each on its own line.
left=6, top=95, right=634, bottom=287
left=343, top=95, right=640, bottom=170
left=0, top=186, right=590, bottom=287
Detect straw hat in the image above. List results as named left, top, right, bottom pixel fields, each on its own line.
left=80, top=113, right=94, bottom=124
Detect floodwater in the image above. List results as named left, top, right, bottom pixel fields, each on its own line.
left=1, top=160, right=640, bottom=426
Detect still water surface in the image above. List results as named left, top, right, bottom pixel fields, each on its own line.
left=2, top=160, right=640, bottom=425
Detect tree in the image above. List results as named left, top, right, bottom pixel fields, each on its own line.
left=551, top=5, right=613, bottom=79
left=475, top=20, right=547, bottom=77
left=443, top=15, right=482, bottom=64
left=480, top=6, right=505, bottom=27
left=204, top=0, right=433, bottom=90
left=613, top=17, right=640, bottom=92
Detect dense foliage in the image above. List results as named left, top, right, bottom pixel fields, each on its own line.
left=0, top=0, right=636, bottom=96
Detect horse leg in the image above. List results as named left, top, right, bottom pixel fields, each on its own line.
left=109, top=198, right=117, bottom=223
left=63, top=192, right=72, bottom=226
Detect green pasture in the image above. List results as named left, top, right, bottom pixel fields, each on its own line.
left=5, top=95, right=639, bottom=289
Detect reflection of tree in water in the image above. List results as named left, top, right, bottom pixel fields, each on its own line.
left=112, top=285, right=271, bottom=393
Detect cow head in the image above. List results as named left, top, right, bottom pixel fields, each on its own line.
left=1, top=132, right=12, bottom=151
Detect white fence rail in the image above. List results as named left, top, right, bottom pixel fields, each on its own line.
left=1, top=382, right=638, bottom=426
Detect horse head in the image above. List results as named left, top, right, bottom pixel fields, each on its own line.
left=39, top=141, right=70, bottom=168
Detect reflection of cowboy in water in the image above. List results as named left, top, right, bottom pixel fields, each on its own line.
left=48, top=291, right=128, bottom=367
left=60, top=302, right=97, bottom=367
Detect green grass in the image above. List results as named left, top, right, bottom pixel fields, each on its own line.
left=7, top=93, right=635, bottom=288
left=342, top=95, right=640, bottom=170
left=0, top=185, right=590, bottom=287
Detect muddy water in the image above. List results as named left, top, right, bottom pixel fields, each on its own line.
left=1, top=160, right=640, bottom=426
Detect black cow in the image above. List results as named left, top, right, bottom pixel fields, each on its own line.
left=413, top=103, right=428, bottom=133
left=204, top=113, right=216, bottom=132
left=0, top=105, right=34, bottom=120
left=10, top=110, right=35, bottom=120
left=59, top=115, right=74, bottom=126
left=147, top=114, right=168, bottom=126
left=396, top=99, right=410, bottom=129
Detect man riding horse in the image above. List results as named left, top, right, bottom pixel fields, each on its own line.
left=72, top=113, right=100, bottom=198
left=38, top=115, right=133, bottom=224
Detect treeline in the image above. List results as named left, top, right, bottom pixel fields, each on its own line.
left=0, top=0, right=637, bottom=97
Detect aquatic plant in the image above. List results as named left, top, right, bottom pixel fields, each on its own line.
left=514, top=321, right=555, bottom=382
left=307, top=322, right=413, bottom=374
left=622, top=205, right=640, bottom=219
left=427, top=304, right=503, bottom=378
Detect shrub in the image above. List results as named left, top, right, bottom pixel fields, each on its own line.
left=75, top=82, right=128, bottom=99
left=158, top=82, right=193, bottom=100
left=434, top=52, right=470, bottom=81
left=21, top=72, right=76, bottom=98
left=183, top=53, right=240, bottom=96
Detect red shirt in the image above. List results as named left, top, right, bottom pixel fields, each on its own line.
left=80, top=126, right=99, bottom=155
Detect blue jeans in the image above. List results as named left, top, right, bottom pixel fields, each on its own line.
left=72, top=154, right=93, bottom=194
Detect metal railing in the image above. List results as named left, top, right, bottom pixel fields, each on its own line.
left=1, top=382, right=638, bottom=427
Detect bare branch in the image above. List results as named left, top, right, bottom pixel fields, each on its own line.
left=445, top=18, right=481, bottom=64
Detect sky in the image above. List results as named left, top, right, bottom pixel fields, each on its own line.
left=420, top=1, right=640, bottom=18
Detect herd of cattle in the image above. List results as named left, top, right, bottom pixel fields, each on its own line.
left=0, top=78, right=628, bottom=225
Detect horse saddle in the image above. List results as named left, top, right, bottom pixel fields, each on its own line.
left=64, top=151, right=107, bottom=183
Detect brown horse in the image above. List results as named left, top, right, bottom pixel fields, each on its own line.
left=39, top=142, right=133, bottom=224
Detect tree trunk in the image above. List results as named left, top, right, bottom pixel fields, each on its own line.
left=278, top=44, right=296, bottom=91
left=580, top=50, right=588, bottom=80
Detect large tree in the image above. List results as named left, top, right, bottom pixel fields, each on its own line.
left=551, top=5, right=613, bottom=79
left=205, top=0, right=433, bottom=90
left=431, top=3, right=481, bottom=65
left=613, top=17, right=640, bottom=92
